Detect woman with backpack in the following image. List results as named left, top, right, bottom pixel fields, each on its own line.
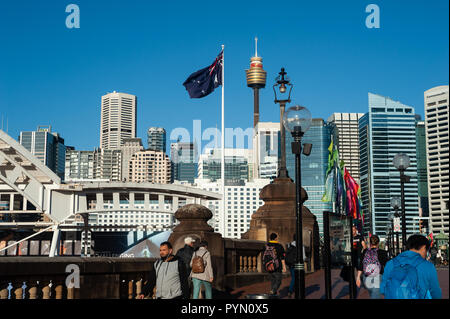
left=190, top=240, right=213, bottom=299
left=356, top=235, right=389, bottom=299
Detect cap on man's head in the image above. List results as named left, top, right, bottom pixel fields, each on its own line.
left=184, top=237, right=196, bottom=245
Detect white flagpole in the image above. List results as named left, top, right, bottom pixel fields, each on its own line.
left=221, top=44, right=225, bottom=237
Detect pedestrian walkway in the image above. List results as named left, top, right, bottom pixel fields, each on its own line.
left=227, top=268, right=449, bottom=299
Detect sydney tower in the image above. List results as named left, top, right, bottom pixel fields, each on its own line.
left=245, top=37, right=267, bottom=128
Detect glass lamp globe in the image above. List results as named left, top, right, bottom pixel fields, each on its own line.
left=393, top=153, right=410, bottom=171
left=283, top=105, right=312, bottom=133
left=390, top=197, right=401, bottom=209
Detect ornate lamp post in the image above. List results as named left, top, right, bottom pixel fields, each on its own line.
left=283, top=105, right=312, bottom=300
left=391, top=197, right=401, bottom=256
left=273, top=68, right=293, bottom=179
left=393, top=153, right=411, bottom=251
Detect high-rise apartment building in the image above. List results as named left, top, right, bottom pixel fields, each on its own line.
left=119, top=138, right=144, bottom=181
left=170, top=142, right=198, bottom=183
left=147, top=127, right=166, bottom=152
left=252, top=122, right=279, bottom=181
left=359, top=93, right=419, bottom=237
left=93, top=148, right=122, bottom=181
left=286, top=118, right=333, bottom=234
left=129, top=150, right=171, bottom=184
left=65, top=149, right=95, bottom=181
left=194, top=178, right=269, bottom=238
left=19, top=125, right=66, bottom=180
left=100, top=91, right=137, bottom=149
left=327, top=113, right=364, bottom=183
left=424, top=85, right=449, bottom=235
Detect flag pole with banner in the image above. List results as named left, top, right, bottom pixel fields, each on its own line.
left=221, top=44, right=226, bottom=236
left=182, top=46, right=225, bottom=235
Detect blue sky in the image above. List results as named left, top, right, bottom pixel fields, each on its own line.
left=0, top=0, right=448, bottom=152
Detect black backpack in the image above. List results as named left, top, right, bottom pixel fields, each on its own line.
left=285, top=244, right=297, bottom=267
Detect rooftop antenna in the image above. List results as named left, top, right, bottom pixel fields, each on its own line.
left=254, top=37, right=258, bottom=57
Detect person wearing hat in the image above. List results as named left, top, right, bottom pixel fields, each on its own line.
left=176, top=236, right=196, bottom=297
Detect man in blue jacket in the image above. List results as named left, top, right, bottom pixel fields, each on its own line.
left=380, top=234, right=441, bottom=299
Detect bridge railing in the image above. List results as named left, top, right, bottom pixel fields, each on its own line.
left=0, top=257, right=154, bottom=299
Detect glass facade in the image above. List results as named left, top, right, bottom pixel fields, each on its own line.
left=202, top=156, right=249, bottom=183
left=147, top=127, right=166, bottom=152
left=171, top=142, right=198, bottom=183
left=19, top=128, right=66, bottom=180
left=415, top=119, right=429, bottom=224
left=359, top=93, right=419, bottom=237
left=286, top=119, right=333, bottom=235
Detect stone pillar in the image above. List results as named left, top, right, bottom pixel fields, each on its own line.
left=242, top=177, right=319, bottom=270
left=168, top=204, right=225, bottom=290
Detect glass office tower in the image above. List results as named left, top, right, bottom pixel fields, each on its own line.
left=359, top=93, right=419, bottom=237
left=286, top=118, right=333, bottom=235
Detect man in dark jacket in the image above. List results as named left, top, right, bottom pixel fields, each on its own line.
left=176, top=236, right=196, bottom=275
left=139, top=241, right=189, bottom=299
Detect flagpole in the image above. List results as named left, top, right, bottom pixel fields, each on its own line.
left=221, top=44, right=226, bottom=237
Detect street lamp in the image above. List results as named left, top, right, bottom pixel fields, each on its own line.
left=283, top=105, right=312, bottom=300
left=390, top=197, right=401, bottom=256
left=393, top=153, right=411, bottom=251
left=273, top=68, right=293, bottom=179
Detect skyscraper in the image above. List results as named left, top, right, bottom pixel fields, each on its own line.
left=424, top=85, right=449, bottom=235
left=19, top=125, right=66, bottom=180
left=252, top=122, right=280, bottom=181
left=147, top=127, right=166, bottom=153
left=286, top=119, right=333, bottom=234
left=359, top=93, right=419, bottom=237
left=415, top=116, right=429, bottom=233
left=100, top=91, right=137, bottom=149
left=170, top=142, right=198, bottom=183
left=327, top=113, right=364, bottom=183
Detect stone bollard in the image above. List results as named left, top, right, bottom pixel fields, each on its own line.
left=55, top=283, right=63, bottom=299
left=14, top=283, right=23, bottom=300
left=128, top=280, right=134, bottom=299
left=135, top=279, right=142, bottom=299
left=29, top=284, right=38, bottom=300
left=0, top=283, right=8, bottom=299
left=42, top=284, right=51, bottom=299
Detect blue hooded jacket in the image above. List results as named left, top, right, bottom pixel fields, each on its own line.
left=380, top=250, right=441, bottom=299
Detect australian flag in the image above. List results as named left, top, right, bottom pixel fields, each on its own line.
left=183, top=51, right=223, bottom=98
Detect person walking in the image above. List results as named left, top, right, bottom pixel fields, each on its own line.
left=139, top=241, right=189, bottom=299
left=190, top=240, right=213, bottom=299
left=380, top=234, right=442, bottom=299
left=176, top=237, right=196, bottom=276
left=176, top=236, right=196, bottom=298
left=263, top=233, right=287, bottom=296
left=356, top=235, right=389, bottom=299
left=285, top=234, right=306, bottom=298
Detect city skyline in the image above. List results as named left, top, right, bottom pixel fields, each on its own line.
left=0, top=1, right=448, bottom=152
